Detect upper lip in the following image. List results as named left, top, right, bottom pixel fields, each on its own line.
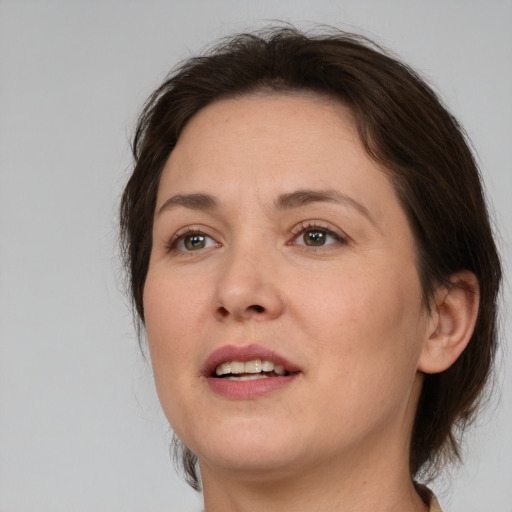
left=202, top=344, right=302, bottom=377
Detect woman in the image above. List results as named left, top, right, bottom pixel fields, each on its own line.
left=120, top=27, right=501, bottom=511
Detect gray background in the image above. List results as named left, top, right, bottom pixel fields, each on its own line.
left=1, top=1, right=510, bottom=511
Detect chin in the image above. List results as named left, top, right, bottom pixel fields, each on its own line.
left=184, top=419, right=307, bottom=475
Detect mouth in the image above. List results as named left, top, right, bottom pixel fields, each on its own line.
left=203, top=345, right=301, bottom=398
left=213, top=359, right=290, bottom=381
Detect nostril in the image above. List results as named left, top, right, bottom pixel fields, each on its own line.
left=215, top=304, right=268, bottom=319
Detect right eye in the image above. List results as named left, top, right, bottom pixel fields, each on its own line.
left=170, top=230, right=218, bottom=252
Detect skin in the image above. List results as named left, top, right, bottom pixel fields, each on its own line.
left=143, top=93, right=468, bottom=511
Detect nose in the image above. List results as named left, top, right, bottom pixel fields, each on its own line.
left=212, top=246, right=285, bottom=322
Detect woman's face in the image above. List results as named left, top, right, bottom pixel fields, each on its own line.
left=144, top=93, right=432, bottom=480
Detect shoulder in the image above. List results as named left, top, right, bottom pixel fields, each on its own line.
left=429, top=494, right=443, bottom=512
left=414, top=483, right=443, bottom=512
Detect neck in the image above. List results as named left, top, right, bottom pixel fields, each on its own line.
left=200, top=441, right=429, bottom=512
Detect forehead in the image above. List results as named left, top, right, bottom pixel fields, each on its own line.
left=158, top=92, right=391, bottom=202
left=177, top=91, right=357, bottom=154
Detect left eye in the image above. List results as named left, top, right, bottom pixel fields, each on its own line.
left=175, top=232, right=217, bottom=251
left=295, top=228, right=340, bottom=247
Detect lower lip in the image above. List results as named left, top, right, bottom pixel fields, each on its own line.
left=206, top=374, right=299, bottom=399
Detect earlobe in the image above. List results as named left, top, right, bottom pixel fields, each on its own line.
left=418, top=271, right=480, bottom=374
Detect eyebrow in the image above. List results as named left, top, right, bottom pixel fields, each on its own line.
left=157, top=193, right=217, bottom=215
left=275, top=189, right=376, bottom=225
left=157, top=189, right=375, bottom=225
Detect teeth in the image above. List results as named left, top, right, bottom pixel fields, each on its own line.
left=274, top=364, right=285, bottom=376
left=214, top=359, right=286, bottom=377
left=215, top=362, right=231, bottom=376
left=244, top=359, right=261, bottom=373
left=261, top=360, right=274, bottom=372
left=230, top=361, right=245, bottom=374
left=226, top=374, right=269, bottom=381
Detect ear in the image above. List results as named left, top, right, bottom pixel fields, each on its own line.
left=418, top=271, right=480, bottom=374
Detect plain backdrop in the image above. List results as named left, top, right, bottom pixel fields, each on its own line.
left=1, top=1, right=511, bottom=511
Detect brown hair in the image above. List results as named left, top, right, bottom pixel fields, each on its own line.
left=120, top=26, right=502, bottom=489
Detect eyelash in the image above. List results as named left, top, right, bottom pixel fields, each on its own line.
left=166, top=227, right=219, bottom=253
left=288, top=221, right=348, bottom=248
left=166, top=221, right=348, bottom=254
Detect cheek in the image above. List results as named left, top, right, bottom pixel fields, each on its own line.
left=144, top=266, right=210, bottom=344
left=142, top=269, right=211, bottom=419
left=293, top=258, right=425, bottom=369
left=299, top=264, right=425, bottom=424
